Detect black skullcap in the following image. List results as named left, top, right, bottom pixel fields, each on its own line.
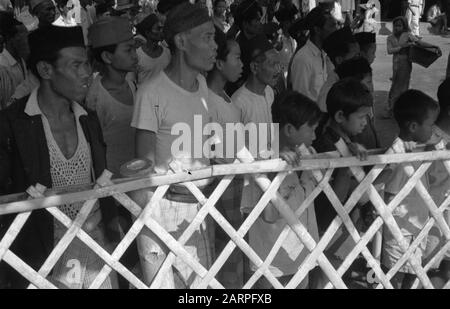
left=163, top=2, right=211, bottom=43
left=354, top=32, right=376, bottom=47
left=247, top=34, right=274, bottom=61
left=157, top=0, right=188, bottom=14
left=136, top=13, right=159, bottom=36
left=28, top=25, right=84, bottom=61
left=322, top=26, right=355, bottom=59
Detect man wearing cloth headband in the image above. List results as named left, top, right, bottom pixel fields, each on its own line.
left=0, top=26, right=120, bottom=288
left=131, top=2, right=217, bottom=288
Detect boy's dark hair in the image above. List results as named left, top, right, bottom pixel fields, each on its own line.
left=327, top=78, right=373, bottom=118
left=322, top=27, right=356, bottom=64
left=272, top=90, right=323, bottom=129
left=336, top=57, right=372, bottom=80
left=393, top=89, right=439, bottom=129
left=438, top=78, right=450, bottom=121
left=354, top=32, right=376, bottom=54
left=92, top=44, right=117, bottom=64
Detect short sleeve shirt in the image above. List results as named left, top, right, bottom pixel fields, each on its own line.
left=131, top=71, right=212, bottom=184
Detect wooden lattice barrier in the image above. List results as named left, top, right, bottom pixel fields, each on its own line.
left=0, top=138, right=450, bottom=289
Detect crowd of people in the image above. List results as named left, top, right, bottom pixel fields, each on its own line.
left=0, top=0, right=449, bottom=289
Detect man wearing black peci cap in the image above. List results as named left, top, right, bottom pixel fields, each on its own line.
left=0, top=26, right=120, bottom=289
left=131, top=2, right=217, bottom=288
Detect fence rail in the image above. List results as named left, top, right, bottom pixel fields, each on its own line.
left=1, top=139, right=449, bottom=289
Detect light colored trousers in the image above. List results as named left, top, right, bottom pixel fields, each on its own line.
left=406, top=5, right=422, bottom=36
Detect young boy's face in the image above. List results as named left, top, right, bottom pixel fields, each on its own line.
left=410, top=108, right=439, bottom=143
left=338, top=106, right=371, bottom=136
left=286, top=121, right=318, bottom=148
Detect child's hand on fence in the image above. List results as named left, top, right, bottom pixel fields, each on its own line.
left=348, top=142, right=368, bottom=161
left=403, top=141, right=417, bottom=152
left=280, top=149, right=301, bottom=167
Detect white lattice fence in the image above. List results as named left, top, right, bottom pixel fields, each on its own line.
left=0, top=139, right=449, bottom=289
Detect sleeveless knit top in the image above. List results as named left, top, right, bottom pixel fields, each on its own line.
left=41, top=113, right=93, bottom=220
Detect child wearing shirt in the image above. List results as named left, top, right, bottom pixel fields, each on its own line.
left=382, top=90, right=440, bottom=289
left=247, top=90, right=321, bottom=288
left=426, top=78, right=450, bottom=285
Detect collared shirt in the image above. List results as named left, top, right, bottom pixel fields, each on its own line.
left=24, top=88, right=87, bottom=118
left=290, top=39, right=331, bottom=101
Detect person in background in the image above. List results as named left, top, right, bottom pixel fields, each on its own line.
left=354, top=31, right=376, bottom=65
left=317, top=26, right=360, bottom=112
left=29, top=0, right=57, bottom=28
left=228, top=0, right=264, bottom=95
left=289, top=5, right=338, bottom=100
left=206, top=26, right=244, bottom=289
left=275, top=4, right=298, bottom=85
left=135, top=13, right=171, bottom=84
left=86, top=16, right=138, bottom=177
left=385, top=16, right=440, bottom=118
left=0, top=11, right=26, bottom=109
left=426, top=0, right=448, bottom=35
left=53, top=0, right=77, bottom=27
left=406, top=0, right=423, bottom=37
left=212, top=0, right=230, bottom=32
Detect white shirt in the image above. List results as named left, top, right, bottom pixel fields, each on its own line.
left=207, top=89, right=242, bottom=164
left=232, top=85, right=274, bottom=159
left=136, top=46, right=171, bottom=85
left=248, top=172, right=319, bottom=277
left=131, top=71, right=212, bottom=188
left=53, top=14, right=77, bottom=27
left=290, top=39, right=330, bottom=101
left=86, top=75, right=136, bottom=177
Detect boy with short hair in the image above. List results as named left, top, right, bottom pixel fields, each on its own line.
left=313, top=78, right=372, bottom=257
left=354, top=32, right=377, bottom=65
left=248, top=90, right=322, bottom=288
left=426, top=78, right=450, bottom=284
left=382, top=89, right=440, bottom=289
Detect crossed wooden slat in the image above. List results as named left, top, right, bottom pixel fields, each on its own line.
left=1, top=141, right=450, bottom=289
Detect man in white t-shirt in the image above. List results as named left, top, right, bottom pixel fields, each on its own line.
left=131, top=2, right=217, bottom=288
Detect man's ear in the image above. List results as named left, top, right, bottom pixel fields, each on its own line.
left=216, top=59, right=225, bottom=71
left=408, top=121, right=418, bottom=133
left=284, top=123, right=294, bottom=138
left=100, top=50, right=113, bottom=65
left=249, top=60, right=258, bottom=75
left=36, top=61, right=53, bottom=80
left=174, top=32, right=187, bottom=51
left=334, top=110, right=345, bottom=124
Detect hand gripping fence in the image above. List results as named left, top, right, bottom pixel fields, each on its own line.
left=0, top=140, right=449, bottom=289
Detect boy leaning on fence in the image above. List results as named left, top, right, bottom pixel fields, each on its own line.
left=426, top=78, right=450, bottom=284
left=245, top=91, right=321, bottom=289
left=381, top=90, right=440, bottom=289
left=313, top=78, right=372, bottom=243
